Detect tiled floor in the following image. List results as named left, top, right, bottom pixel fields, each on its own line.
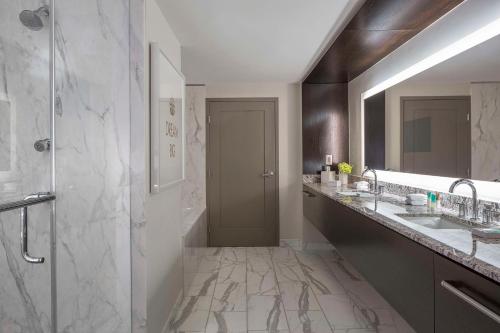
left=169, top=247, right=416, bottom=333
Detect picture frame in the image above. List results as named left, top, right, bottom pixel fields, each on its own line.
left=150, top=42, right=185, bottom=193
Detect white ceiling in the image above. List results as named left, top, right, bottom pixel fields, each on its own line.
left=407, top=34, right=500, bottom=84
left=157, top=0, right=361, bottom=84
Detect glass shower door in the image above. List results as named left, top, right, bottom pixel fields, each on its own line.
left=0, top=1, right=54, bottom=332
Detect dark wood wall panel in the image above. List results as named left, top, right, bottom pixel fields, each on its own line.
left=305, top=0, right=463, bottom=84
left=364, top=91, right=386, bottom=170
left=302, top=83, right=348, bottom=174
left=301, top=0, right=463, bottom=174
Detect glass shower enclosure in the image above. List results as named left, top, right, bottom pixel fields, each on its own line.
left=0, top=1, right=56, bottom=332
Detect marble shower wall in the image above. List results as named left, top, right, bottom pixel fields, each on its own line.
left=182, top=85, right=207, bottom=221
left=55, top=0, right=131, bottom=332
left=471, top=82, right=500, bottom=182
left=182, top=86, right=208, bottom=298
left=130, top=0, right=147, bottom=332
left=0, top=1, right=52, bottom=332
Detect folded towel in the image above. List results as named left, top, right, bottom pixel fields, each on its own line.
left=406, top=194, right=427, bottom=201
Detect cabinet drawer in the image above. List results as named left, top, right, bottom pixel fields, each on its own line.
left=435, top=254, right=500, bottom=333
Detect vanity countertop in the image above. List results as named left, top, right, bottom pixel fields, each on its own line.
left=304, top=182, right=500, bottom=284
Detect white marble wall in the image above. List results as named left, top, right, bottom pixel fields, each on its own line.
left=182, top=85, right=207, bottom=224
left=130, top=0, right=147, bottom=332
left=471, top=82, right=500, bottom=182
left=0, top=1, right=52, bottom=332
left=54, top=0, right=131, bottom=332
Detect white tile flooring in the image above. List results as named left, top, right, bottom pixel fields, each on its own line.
left=168, top=247, right=416, bottom=333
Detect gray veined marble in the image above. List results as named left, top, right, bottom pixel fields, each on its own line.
left=304, top=182, right=500, bottom=283
left=0, top=1, right=52, bottom=332
left=55, top=0, right=132, bottom=331
left=169, top=246, right=413, bottom=333
left=471, top=82, right=500, bottom=182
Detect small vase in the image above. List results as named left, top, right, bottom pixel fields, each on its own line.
left=339, top=173, right=349, bottom=185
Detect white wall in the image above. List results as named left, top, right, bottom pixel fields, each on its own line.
left=206, top=83, right=303, bottom=241
left=349, top=0, right=500, bottom=175
left=144, top=1, right=184, bottom=332
left=384, top=82, right=470, bottom=170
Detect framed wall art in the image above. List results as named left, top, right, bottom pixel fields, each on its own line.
left=150, top=42, right=185, bottom=193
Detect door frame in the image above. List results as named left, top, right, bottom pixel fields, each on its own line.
left=206, top=97, right=280, bottom=246
left=399, top=95, right=471, bottom=177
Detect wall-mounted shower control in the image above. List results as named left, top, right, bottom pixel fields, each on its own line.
left=34, top=138, right=51, bottom=152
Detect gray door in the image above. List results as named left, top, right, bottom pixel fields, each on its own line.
left=207, top=99, right=278, bottom=247
left=401, top=96, right=471, bottom=178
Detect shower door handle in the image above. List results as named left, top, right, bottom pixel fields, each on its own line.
left=20, top=193, right=49, bottom=264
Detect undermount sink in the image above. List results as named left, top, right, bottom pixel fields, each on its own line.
left=338, top=191, right=374, bottom=198
left=395, top=213, right=476, bottom=230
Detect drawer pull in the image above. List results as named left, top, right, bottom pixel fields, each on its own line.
left=441, top=280, right=500, bottom=324
left=302, top=191, right=316, bottom=198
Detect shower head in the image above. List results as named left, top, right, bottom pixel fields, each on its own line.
left=19, top=5, right=49, bottom=31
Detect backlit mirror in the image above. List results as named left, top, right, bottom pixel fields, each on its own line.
left=363, top=33, right=500, bottom=182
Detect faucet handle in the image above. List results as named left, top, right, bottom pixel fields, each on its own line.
left=457, top=202, right=467, bottom=218
left=482, top=203, right=498, bottom=224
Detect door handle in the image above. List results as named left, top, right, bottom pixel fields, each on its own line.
left=20, top=193, right=48, bottom=264
left=441, top=280, right=500, bottom=324
left=262, top=171, right=275, bottom=177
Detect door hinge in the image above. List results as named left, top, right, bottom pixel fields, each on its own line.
left=208, top=115, right=211, bottom=124
left=466, top=113, right=470, bottom=121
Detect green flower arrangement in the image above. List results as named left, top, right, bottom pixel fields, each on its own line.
left=338, top=162, right=353, bottom=174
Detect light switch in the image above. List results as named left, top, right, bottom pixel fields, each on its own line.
left=325, top=154, right=333, bottom=165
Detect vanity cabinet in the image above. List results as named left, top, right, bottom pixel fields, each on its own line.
left=434, top=254, right=500, bottom=333
left=303, top=186, right=434, bottom=332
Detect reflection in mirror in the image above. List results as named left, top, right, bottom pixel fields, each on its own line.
left=364, top=33, right=500, bottom=182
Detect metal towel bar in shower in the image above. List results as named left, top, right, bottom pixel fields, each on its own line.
left=0, top=193, right=55, bottom=213
left=0, top=192, right=55, bottom=264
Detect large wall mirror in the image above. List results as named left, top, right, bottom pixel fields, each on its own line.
left=363, top=33, right=500, bottom=183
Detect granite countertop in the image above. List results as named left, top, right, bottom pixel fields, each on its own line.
left=304, top=182, right=500, bottom=284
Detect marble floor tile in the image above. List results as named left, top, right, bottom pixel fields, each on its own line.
left=211, top=282, right=247, bottom=312
left=198, top=255, right=222, bottom=272
left=248, top=255, right=274, bottom=272
left=324, top=258, right=364, bottom=283
left=186, top=271, right=219, bottom=296
left=169, top=296, right=211, bottom=332
left=342, top=281, right=391, bottom=309
left=303, top=268, right=345, bottom=296
left=278, top=281, right=321, bottom=311
left=285, top=310, right=333, bottom=333
left=173, top=246, right=414, bottom=333
left=205, top=311, right=247, bottom=333
left=272, top=247, right=298, bottom=262
left=274, top=261, right=307, bottom=283
left=317, top=294, right=392, bottom=330
left=246, top=247, right=272, bottom=256
left=218, top=261, right=246, bottom=284
left=247, top=269, right=280, bottom=296
left=197, top=247, right=223, bottom=257
left=295, top=252, right=328, bottom=271
left=221, top=247, right=247, bottom=263
left=248, top=295, right=289, bottom=331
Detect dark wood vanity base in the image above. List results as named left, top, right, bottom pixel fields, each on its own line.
left=303, top=185, right=500, bottom=333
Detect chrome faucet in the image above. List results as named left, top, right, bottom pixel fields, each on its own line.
left=361, top=168, right=378, bottom=194
left=449, top=179, right=479, bottom=221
